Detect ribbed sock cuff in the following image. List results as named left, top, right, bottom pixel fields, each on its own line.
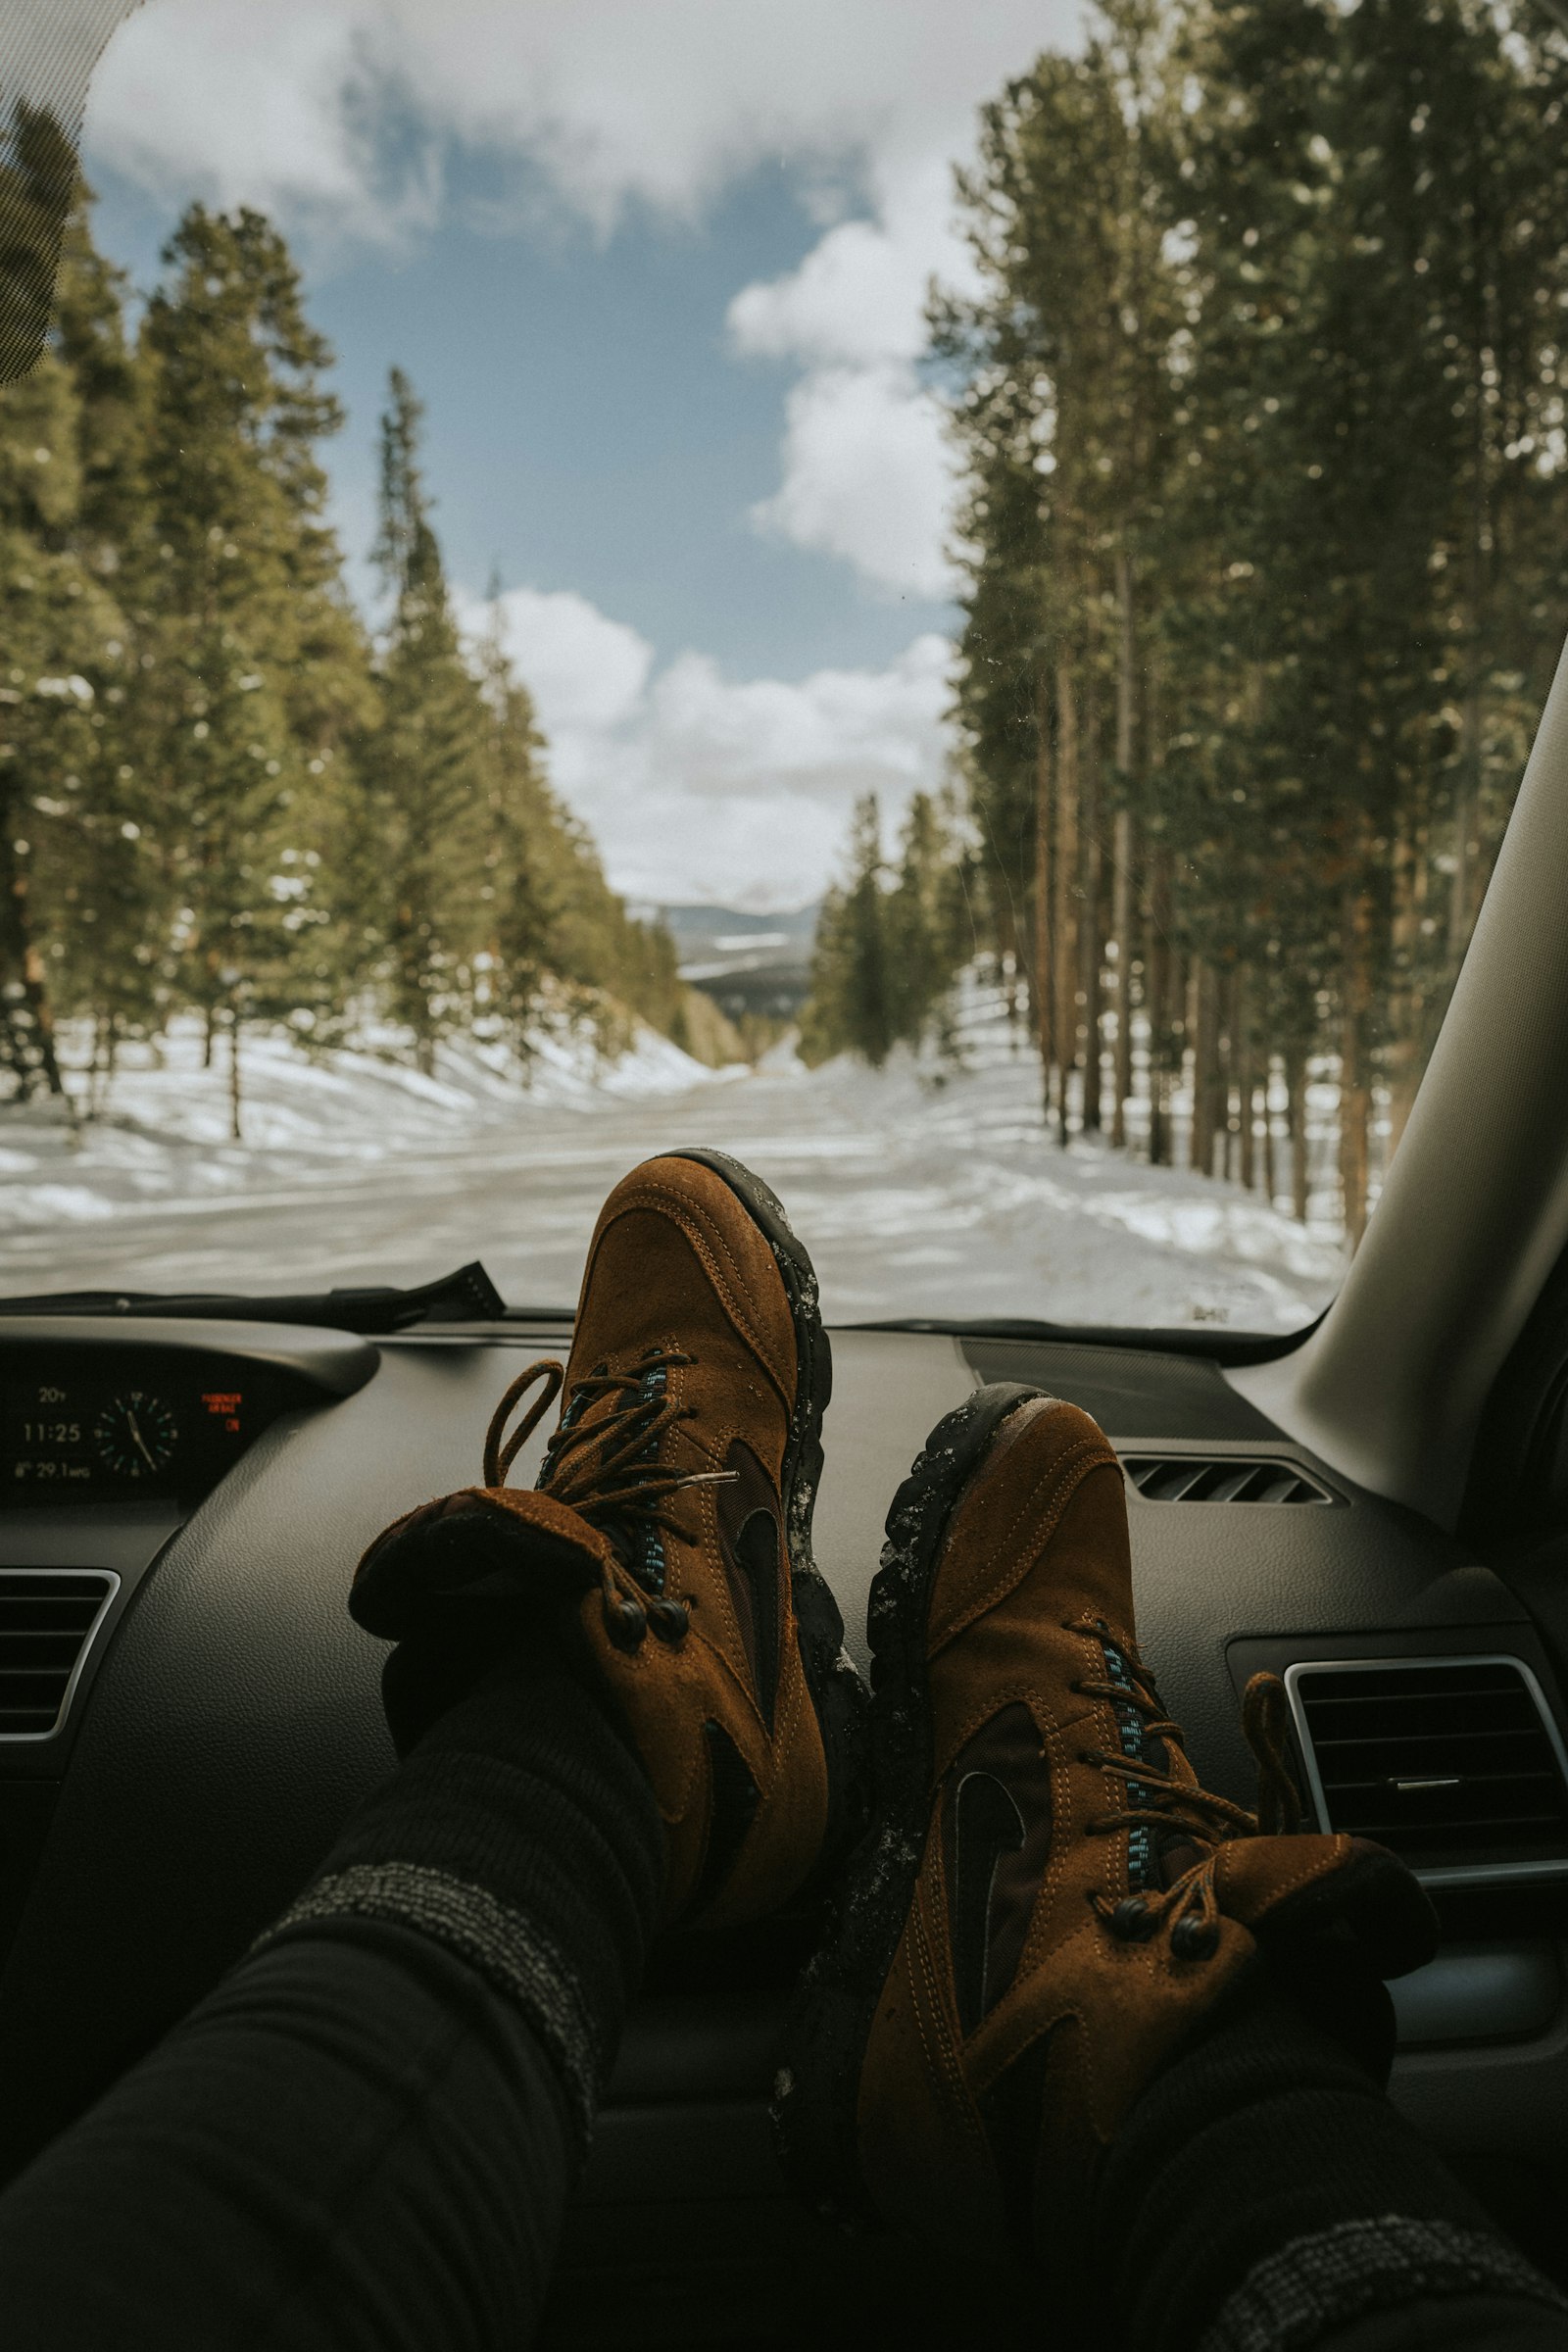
left=252, top=1652, right=664, bottom=2154
left=1200, top=2215, right=1566, bottom=2352
left=1097, top=1975, right=1567, bottom=2352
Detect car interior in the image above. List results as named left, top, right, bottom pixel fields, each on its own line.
left=2, top=642, right=1567, bottom=2348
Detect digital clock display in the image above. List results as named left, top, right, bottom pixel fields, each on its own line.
left=1, top=1358, right=268, bottom=1501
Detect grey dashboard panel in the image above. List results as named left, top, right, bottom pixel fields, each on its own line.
left=0, top=1318, right=1562, bottom=2198
left=811, top=1330, right=977, bottom=1674
left=0, top=1316, right=379, bottom=1395
left=963, top=1336, right=1283, bottom=1439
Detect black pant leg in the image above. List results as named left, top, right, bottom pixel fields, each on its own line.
left=1095, top=1979, right=1568, bottom=2352
left=0, top=1651, right=664, bottom=2352
left=0, top=1925, right=576, bottom=2350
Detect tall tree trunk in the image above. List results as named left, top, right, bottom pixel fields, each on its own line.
left=1143, top=847, right=1172, bottom=1166
left=1110, top=809, right=1135, bottom=1148
left=1079, top=678, right=1102, bottom=1136
left=1287, top=1050, right=1309, bottom=1224
left=0, top=804, right=68, bottom=1104
left=1188, top=958, right=1214, bottom=1175
left=1111, top=547, right=1137, bottom=1150
left=1052, top=658, right=1080, bottom=1149
left=1385, top=820, right=1427, bottom=1167
left=228, top=1006, right=243, bottom=1144
left=1262, top=1053, right=1278, bottom=1207
left=1235, top=966, right=1255, bottom=1192
left=1033, top=664, right=1055, bottom=1118
left=1339, top=889, right=1375, bottom=1248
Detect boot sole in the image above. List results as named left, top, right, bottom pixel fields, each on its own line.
left=769, top=1379, right=1048, bottom=2227
left=664, top=1148, right=867, bottom=1876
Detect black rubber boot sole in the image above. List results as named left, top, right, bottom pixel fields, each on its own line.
left=664, top=1148, right=868, bottom=1879
left=770, top=1380, right=1048, bottom=2228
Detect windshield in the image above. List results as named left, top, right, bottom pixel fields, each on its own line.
left=0, top=0, right=1561, bottom=1333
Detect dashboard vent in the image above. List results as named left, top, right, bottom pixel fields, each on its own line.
left=1287, top=1656, right=1568, bottom=1884
left=1123, top=1455, right=1335, bottom=1505
left=0, top=1571, right=118, bottom=1740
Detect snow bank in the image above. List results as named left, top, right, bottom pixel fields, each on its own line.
left=0, top=1012, right=735, bottom=1236
left=0, top=980, right=1346, bottom=1334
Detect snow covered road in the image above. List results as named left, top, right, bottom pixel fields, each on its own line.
left=0, top=1016, right=1345, bottom=1334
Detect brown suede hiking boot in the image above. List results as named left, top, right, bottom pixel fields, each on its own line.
left=773, top=1383, right=1437, bottom=2262
left=351, top=1150, right=865, bottom=1930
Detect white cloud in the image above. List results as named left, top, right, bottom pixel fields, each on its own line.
left=749, top=363, right=956, bottom=600
left=78, top=0, right=1077, bottom=598
left=465, top=586, right=953, bottom=906
left=728, top=157, right=970, bottom=368
left=82, top=1, right=1076, bottom=230
left=474, top=586, right=651, bottom=732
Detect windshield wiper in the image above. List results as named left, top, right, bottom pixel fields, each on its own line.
left=0, top=1260, right=508, bottom=1337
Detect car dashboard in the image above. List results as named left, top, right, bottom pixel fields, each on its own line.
left=1, top=1313, right=1566, bottom=2345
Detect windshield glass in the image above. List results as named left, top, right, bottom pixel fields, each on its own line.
left=0, top=0, right=1561, bottom=1331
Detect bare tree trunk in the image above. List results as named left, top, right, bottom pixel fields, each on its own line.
left=1111, top=547, right=1137, bottom=1151
left=1033, top=665, right=1055, bottom=1119
left=1385, top=820, right=1427, bottom=1165
left=1188, top=958, right=1212, bottom=1175
left=228, top=1007, right=243, bottom=1145
left=1287, top=1051, right=1309, bottom=1223
left=0, top=804, right=69, bottom=1104
left=1079, top=679, right=1102, bottom=1136
left=1052, top=658, right=1080, bottom=1149
left=1110, top=810, right=1135, bottom=1148
left=1262, top=1053, right=1278, bottom=1206
left=1218, top=966, right=1237, bottom=1182
left=1339, top=890, right=1374, bottom=1247
left=1236, top=967, right=1255, bottom=1191
left=1144, top=850, right=1171, bottom=1166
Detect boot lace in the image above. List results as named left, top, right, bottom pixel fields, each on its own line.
left=1075, top=1631, right=1302, bottom=1960
left=482, top=1348, right=735, bottom=1653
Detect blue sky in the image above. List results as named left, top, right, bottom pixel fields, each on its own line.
left=86, top=149, right=950, bottom=680
left=70, top=0, right=1075, bottom=906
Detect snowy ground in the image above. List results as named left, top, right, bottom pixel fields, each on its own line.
left=0, top=997, right=1347, bottom=1332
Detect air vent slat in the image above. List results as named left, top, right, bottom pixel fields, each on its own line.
left=1124, top=1454, right=1336, bottom=1505
left=1290, top=1654, right=1568, bottom=1882
left=0, top=1571, right=117, bottom=1740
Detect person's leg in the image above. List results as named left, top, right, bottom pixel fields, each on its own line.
left=777, top=1384, right=1568, bottom=2351
left=1102, top=1973, right=1568, bottom=2352
left=0, top=1151, right=863, bottom=2351
left=0, top=1650, right=663, bottom=2351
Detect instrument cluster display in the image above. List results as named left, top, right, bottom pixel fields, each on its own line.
left=1, top=1354, right=289, bottom=1501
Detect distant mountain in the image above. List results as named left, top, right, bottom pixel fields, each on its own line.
left=653, top=903, right=818, bottom=1023
left=656, top=903, right=818, bottom=942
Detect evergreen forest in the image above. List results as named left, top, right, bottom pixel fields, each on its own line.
left=803, top=0, right=1568, bottom=1239
left=0, top=124, right=691, bottom=1137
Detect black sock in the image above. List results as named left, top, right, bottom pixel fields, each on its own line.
left=253, top=1643, right=665, bottom=2149
left=1094, top=1971, right=1568, bottom=2352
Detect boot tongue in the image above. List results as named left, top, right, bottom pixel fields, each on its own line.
left=1097, top=1631, right=1213, bottom=1893
left=352, top=1485, right=619, bottom=1640
left=542, top=1357, right=674, bottom=1596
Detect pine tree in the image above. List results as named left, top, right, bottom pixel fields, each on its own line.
left=136, top=205, right=369, bottom=1133
left=365, top=368, right=490, bottom=1070
left=0, top=129, right=129, bottom=1103
left=935, top=0, right=1568, bottom=1238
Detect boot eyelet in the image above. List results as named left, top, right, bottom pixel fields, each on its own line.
left=1108, top=1896, right=1155, bottom=1941
left=648, top=1599, right=689, bottom=1644
left=604, top=1595, right=648, bottom=1650
left=1170, top=1916, right=1220, bottom=1962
